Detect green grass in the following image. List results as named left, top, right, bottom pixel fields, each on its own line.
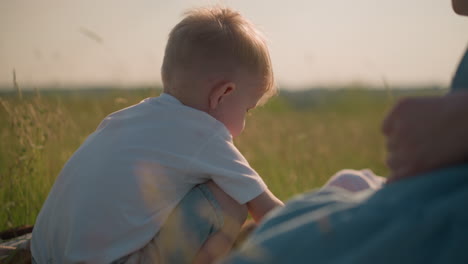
left=0, top=87, right=445, bottom=231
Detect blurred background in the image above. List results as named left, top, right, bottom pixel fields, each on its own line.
left=1, top=0, right=467, bottom=231
left=1, top=0, right=467, bottom=90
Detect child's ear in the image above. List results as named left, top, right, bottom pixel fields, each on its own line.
left=209, top=81, right=236, bottom=110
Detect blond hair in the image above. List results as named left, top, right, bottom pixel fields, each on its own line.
left=161, top=7, right=276, bottom=104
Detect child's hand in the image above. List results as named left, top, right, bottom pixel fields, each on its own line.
left=382, top=92, right=468, bottom=182
left=233, top=220, right=257, bottom=249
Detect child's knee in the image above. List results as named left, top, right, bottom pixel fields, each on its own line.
left=205, top=181, right=247, bottom=227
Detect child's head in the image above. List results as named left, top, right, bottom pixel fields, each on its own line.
left=161, top=7, right=276, bottom=137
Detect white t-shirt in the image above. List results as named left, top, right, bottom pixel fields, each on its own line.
left=31, top=93, right=267, bottom=264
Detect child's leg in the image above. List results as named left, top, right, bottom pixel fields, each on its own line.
left=193, top=181, right=247, bottom=264
left=113, top=180, right=246, bottom=264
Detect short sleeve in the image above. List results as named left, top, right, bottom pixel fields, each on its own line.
left=188, top=133, right=267, bottom=204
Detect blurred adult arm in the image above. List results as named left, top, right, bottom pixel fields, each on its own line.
left=382, top=92, right=468, bottom=182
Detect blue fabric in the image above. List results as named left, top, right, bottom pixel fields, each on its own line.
left=451, top=46, right=468, bottom=91
left=223, top=165, right=468, bottom=264
left=158, top=183, right=224, bottom=263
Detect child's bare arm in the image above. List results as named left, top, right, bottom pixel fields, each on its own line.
left=246, top=189, right=283, bottom=223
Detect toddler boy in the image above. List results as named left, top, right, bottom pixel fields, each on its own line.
left=31, top=7, right=283, bottom=264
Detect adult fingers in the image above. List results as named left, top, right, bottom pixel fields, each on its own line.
left=382, top=97, right=411, bottom=136
left=386, top=150, right=415, bottom=181
left=387, top=162, right=416, bottom=183
left=386, top=151, right=403, bottom=172
left=381, top=109, right=395, bottom=136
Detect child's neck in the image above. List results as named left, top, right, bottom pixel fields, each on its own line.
left=164, top=89, right=210, bottom=113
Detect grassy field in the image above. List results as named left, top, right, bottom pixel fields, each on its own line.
left=0, top=86, right=445, bottom=231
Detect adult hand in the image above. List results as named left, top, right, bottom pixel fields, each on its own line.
left=382, top=92, right=468, bottom=182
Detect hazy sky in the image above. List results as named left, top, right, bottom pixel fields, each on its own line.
left=1, top=0, right=467, bottom=89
